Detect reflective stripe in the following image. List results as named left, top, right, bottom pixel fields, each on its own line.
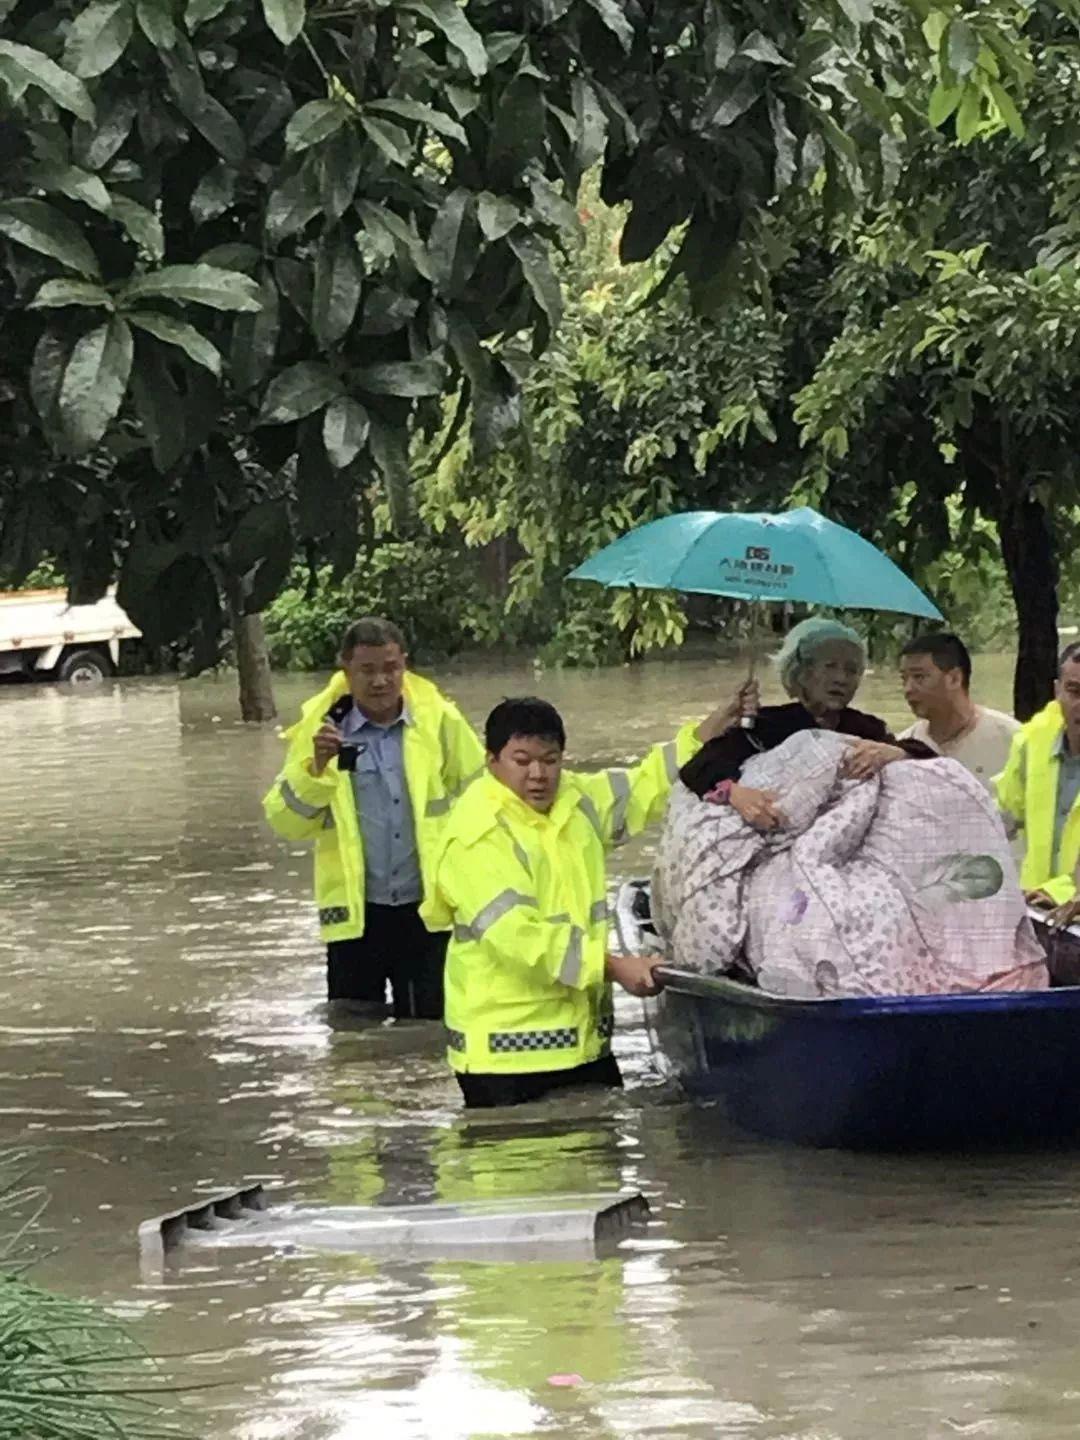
left=496, top=814, right=532, bottom=876
left=457, top=888, right=537, bottom=942
left=661, top=741, right=679, bottom=784
left=589, top=898, right=608, bottom=925
left=559, top=926, right=584, bottom=986
left=606, top=769, right=631, bottom=844
left=489, top=1027, right=579, bottom=1053
left=319, top=906, right=349, bottom=926
left=280, top=779, right=327, bottom=821
left=577, top=794, right=604, bottom=839
left=446, top=1027, right=466, bottom=1052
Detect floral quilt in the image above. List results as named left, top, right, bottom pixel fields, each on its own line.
left=652, top=729, right=1047, bottom=998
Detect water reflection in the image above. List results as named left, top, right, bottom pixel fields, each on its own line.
left=3, top=657, right=1080, bottom=1439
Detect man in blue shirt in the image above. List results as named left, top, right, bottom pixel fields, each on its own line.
left=265, top=616, right=485, bottom=1017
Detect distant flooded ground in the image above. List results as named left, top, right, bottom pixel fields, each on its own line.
left=6, top=652, right=1080, bottom=1440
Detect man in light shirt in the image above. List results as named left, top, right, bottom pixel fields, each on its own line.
left=898, top=632, right=1019, bottom=791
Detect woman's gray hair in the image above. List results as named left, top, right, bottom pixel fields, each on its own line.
left=774, top=616, right=867, bottom=697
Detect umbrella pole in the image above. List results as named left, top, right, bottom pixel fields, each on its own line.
left=739, top=606, right=759, bottom=730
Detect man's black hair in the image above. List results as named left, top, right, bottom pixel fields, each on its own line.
left=485, top=697, right=566, bottom=755
left=901, top=631, right=972, bottom=690
left=340, top=615, right=406, bottom=655
left=1060, top=641, right=1080, bottom=673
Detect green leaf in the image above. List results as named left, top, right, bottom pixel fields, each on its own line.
left=31, top=279, right=114, bottom=310
left=285, top=98, right=348, bottom=152
left=190, top=162, right=237, bottom=223
left=128, top=310, right=222, bottom=374
left=63, top=1, right=134, bottom=79
left=955, top=86, right=982, bottom=144
left=0, top=41, right=95, bottom=120
left=30, top=328, right=70, bottom=429
left=258, top=361, right=342, bottom=423
left=119, top=263, right=261, bottom=310
left=230, top=270, right=279, bottom=391
left=477, top=191, right=519, bottom=242
left=359, top=286, right=418, bottom=335
left=311, top=234, right=364, bottom=346
left=319, top=127, right=364, bottom=223
left=365, top=97, right=467, bottom=146
left=946, top=19, right=980, bottom=80
left=988, top=80, right=1024, bottom=138
left=27, top=163, right=112, bottom=215
left=428, top=188, right=477, bottom=297
left=130, top=341, right=187, bottom=469
left=508, top=231, right=562, bottom=327
left=137, top=0, right=177, bottom=49
left=835, top=0, right=874, bottom=25
left=186, top=0, right=231, bottom=26
left=739, top=31, right=790, bottom=66
left=355, top=359, right=445, bottom=397
left=261, top=0, right=305, bottom=45
left=361, top=115, right=413, bottom=166
left=72, top=92, right=136, bottom=170
left=323, top=395, right=370, bottom=469
left=528, top=175, right=580, bottom=234
left=266, top=165, right=321, bottom=244
left=369, top=417, right=413, bottom=527
left=0, top=198, right=101, bottom=277
left=112, top=196, right=165, bottom=260
left=928, top=81, right=963, bottom=127
left=59, top=316, right=134, bottom=453
left=767, top=94, right=797, bottom=191
left=704, top=70, right=761, bottom=128
left=571, top=76, right=606, bottom=170
left=405, top=0, right=488, bottom=78
left=489, top=74, right=545, bottom=185
left=583, top=0, right=634, bottom=50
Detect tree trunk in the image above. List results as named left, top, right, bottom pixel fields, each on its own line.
left=997, top=489, right=1058, bottom=721
left=231, top=607, right=277, bottom=722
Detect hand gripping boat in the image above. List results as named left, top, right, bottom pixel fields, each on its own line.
left=615, top=879, right=1080, bottom=1151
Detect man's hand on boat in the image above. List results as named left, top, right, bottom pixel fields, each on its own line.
left=840, top=739, right=906, bottom=780
left=729, top=783, right=786, bottom=830
left=606, top=952, right=666, bottom=997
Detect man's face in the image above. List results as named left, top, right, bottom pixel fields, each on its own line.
left=1057, top=658, right=1080, bottom=739
left=488, top=733, right=564, bottom=813
left=901, top=652, right=959, bottom=718
left=342, top=643, right=406, bottom=722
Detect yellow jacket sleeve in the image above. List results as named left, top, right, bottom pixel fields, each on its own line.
left=432, top=837, right=605, bottom=991
left=574, top=721, right=702, bottom=849
left=440, top=703, right=486, bottom=797
left=993, top=729, right=1026, bottom=830
left=1042, top=873, right=1077, bottom=905
left=263, top=743, right=339, bottom=842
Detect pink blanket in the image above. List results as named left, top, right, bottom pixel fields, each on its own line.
left=653, top=730, right=1047, bottom=998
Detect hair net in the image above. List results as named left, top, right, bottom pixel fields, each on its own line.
left=774, top=616, right=867, bottom=698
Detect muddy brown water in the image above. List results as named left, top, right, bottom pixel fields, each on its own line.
left=5, top=653, right=1080, bottom=1439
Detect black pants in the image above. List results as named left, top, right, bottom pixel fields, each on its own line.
left=456, top=1054, right=623, bottom=1109
left=326, top=903, right=446, bottom=1018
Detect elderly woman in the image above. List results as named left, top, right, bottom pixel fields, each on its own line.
left=680, top=617, right=933, bottom=828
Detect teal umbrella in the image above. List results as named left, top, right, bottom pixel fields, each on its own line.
left=567, top=506, right=943, bottom=619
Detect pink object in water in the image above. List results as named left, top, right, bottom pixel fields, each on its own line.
left=547, top=1374, right=584, bottom=1388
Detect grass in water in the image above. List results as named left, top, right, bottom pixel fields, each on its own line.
left=0, top=1155, right=183, bottom=1440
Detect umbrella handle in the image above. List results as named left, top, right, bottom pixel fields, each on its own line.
left=738, top=618, right=758, bottom=730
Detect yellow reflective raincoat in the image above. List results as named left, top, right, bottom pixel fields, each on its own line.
left=995, top=699, right=1080, bottom=904
left=263, top=670, right=484, bottom=942
left=428, top=724, right=702, bottom=1074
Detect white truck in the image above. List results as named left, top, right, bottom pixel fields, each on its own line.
left=0, top=587, right=141, bottom=684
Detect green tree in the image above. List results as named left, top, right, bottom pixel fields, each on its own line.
left=0, top=0, right=1051, bottom=707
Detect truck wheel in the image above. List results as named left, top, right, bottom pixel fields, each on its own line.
left=57, top=648, right=111, bottom=685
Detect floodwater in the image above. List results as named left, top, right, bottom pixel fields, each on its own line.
left=4, top=652, right=1080, bottom=1439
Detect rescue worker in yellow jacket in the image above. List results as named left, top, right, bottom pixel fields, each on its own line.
left=263, top=616, right=484, bottom=1016
left=428, top=694, right=732, bottom=1108
left=995, top=641, right=1080, bottom=912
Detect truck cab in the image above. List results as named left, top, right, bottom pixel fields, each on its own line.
left=0, top=589, right=141, bottom=685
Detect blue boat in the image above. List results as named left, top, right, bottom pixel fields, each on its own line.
left=614, top=880, right=1080, bottom=1150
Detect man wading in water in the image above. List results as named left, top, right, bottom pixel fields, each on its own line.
left=264, top=616, right=484, bottom=1017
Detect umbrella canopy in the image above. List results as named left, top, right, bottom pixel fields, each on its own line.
left=567, top=506, right=943, bottom=620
